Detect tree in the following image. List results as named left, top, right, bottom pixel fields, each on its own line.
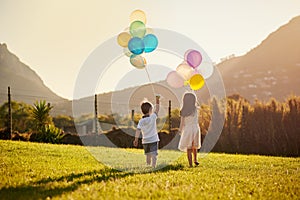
left=0, top=101, right=33, bottom=132
left=53, top=115, right=74, bottom=129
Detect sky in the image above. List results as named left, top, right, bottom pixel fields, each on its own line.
left=1, top=0, right=300, bottom=100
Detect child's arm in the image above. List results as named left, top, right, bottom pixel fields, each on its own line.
left=154, top=95, right=160, bottom=115
left=178, top=116, right=185, bottom=134
left=133, top=129, right=141, bottom=147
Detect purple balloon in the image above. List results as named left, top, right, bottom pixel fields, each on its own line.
left=184, top=49, right=193, bottom=60
left=186, top=50, right=202, bottom=68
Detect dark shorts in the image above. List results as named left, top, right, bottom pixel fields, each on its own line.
left=143, top=142, right=158, bottom=155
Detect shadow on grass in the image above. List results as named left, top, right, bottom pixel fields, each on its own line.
left=0, top=164, right=183, bottom=199
left=154, top=163, right=184, bottom=173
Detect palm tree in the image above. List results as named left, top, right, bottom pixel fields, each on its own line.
left=30, top=101, right=63, bottom=143
left=31, top=100, right=53, bottom=130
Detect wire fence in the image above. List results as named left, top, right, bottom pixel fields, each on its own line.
left=0, top=86, right=176, bottom=134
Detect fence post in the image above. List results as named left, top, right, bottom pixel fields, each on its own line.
left=131, top=109, right=135, bottom=127
left=169, top=100, right=172, bottom=133
left=8, top=86, right=12, bottom=138
left=94, top=94, right=98, bottom=134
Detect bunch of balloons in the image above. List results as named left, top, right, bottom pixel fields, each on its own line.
left=117, top=10, right=158, bottom=69
left=166, top=49, right=205, bottom=90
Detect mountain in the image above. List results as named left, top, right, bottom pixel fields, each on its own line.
left=0, top=43, right=69, bottom=114
left=86, top=15, right=300, bottom=115
left=1, top=15, right=299, bottom=117
left=72, top=82, right=187, bottom=117
left=217, top=15, right=300, bottom=101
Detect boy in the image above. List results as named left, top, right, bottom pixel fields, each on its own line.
left=133, top=95, right=160, bottom=167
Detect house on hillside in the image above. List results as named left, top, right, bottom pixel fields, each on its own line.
left=76, top=119, right=102, bottom=135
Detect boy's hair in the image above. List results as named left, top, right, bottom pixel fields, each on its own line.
left=141, top=102, right=153, bottom=115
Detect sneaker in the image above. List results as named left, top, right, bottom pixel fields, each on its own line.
left=194, top=161, right=199, bottom=166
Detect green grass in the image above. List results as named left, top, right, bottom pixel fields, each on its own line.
left=0, top=140, right=299, bottom=200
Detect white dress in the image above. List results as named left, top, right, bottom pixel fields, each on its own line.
left=178, top=111, right=201, bottom=152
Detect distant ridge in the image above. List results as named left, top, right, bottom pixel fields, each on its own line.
left=217, top=15, right=300, bottom=101
left=1, top=15, right=299, bottom=116
left=0, top=43, right=68, bottom=112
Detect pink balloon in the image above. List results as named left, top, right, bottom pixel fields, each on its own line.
left=186, top=50, right=202, bottom=68
left=166, top=71, right=184, bottom=88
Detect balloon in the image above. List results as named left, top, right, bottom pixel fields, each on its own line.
left=198, top=62, right=214, bottom=79
left=130, top=10, right=147, bottom=24
left=143, top=34, right=158, bottom=53
left=189, top=74, right=205, bottom=90
left=117, top=32, right=131, bottom=47
left=130, top=20, right=146, bottom=38
left=176, top=64, right=194, bottom=80
left=130, top=54, right=146, bottom=69
left=123, top=48, right=132, bottom=57
left=186, top=50, right=202, bottom=68
left=128, top=37, right=144, bottom=55
left=166, top=71, right=184, bottom=88
left=184, top=49, right=193, bottom=60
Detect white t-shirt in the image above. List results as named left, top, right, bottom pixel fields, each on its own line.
left=137, top=113, right=160, bottom=144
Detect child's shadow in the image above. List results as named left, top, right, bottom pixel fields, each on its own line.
left=0, top=164, right=183, bottom=199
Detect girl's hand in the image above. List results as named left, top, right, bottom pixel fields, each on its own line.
left=133, top=139, right=138, bottom=147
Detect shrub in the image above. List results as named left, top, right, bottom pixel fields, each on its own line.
left=30, top=125, right=64, bottom=144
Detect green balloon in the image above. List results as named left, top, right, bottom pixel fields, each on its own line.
left=130, top=20, right=146, bottom=38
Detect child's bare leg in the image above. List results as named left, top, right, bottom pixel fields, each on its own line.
left=192, top=148, right=199, bottom=166
left=146, top=154, right=151, bottom=165
left=187, top=149, right=193, bottom=167
left=151, top=155, right=157, bottom=167
left=192, top=148, right=198, bottom=162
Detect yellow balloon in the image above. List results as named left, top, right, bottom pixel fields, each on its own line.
left=117, top=32, right=131, bottom=47
left=189, top=74, right=205, bottom=90
left=130, top=9, right=147, bottom=24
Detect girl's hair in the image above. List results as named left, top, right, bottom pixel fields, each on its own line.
left=180, top=93, right=197, bottom=117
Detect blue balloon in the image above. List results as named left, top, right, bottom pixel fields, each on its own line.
left=128, top=37, right=144, bottom=55
left=143, top=34, right=158, bottom=53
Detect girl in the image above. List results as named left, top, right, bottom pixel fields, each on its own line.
left=178, top=92, right=201, bottom=167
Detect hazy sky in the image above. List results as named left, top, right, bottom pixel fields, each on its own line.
left=1, top=0, right=299, bottom=99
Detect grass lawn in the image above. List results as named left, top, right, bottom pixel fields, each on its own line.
left=0, top=140, right=299, bottom=199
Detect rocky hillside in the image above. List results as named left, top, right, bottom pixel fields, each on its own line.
left=217, top=15, right=300, bottom=101
left=0, top=43, right=70, bottom=114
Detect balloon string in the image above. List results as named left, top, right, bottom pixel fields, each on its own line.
left=144, top=66, right=156, bottom=99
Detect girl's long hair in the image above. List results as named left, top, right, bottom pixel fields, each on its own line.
left=180, top=93, right=197, bottom=117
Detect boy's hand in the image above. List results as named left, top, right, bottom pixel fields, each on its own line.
left=155, top=95, right=160, bottom=104
left=133, top=138, right=138, bottom=147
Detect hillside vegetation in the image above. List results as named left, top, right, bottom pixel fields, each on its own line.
left=1, top=95, right=299, bottom=157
